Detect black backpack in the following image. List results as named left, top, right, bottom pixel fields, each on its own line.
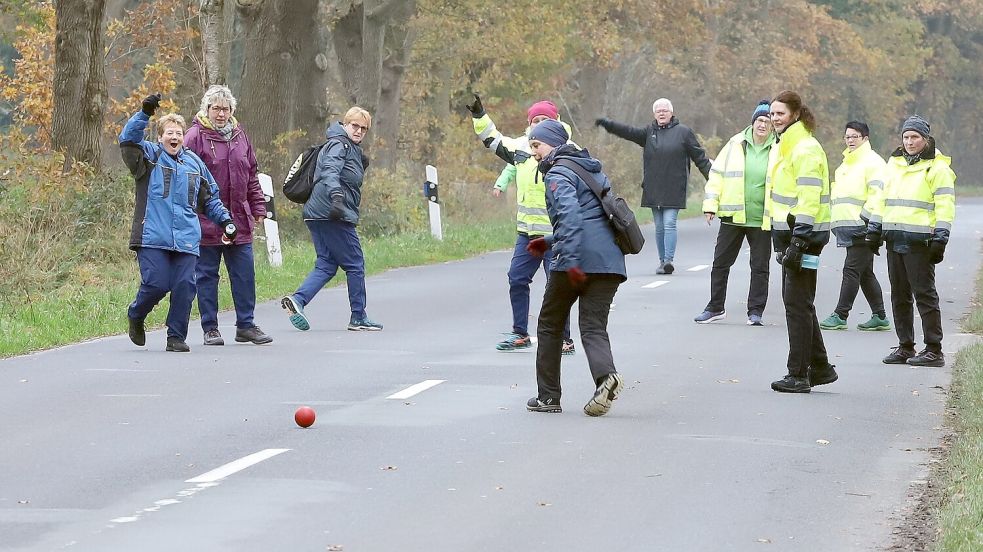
left=283, top=139, right=344, bottom=204
left=554, top=159, right=645, bottom=255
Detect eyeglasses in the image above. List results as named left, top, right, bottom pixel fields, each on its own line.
left=208, top=105, right=231, bottom=114
left=347, top=122, right=369, bottom=133
left=844, top=134, right=863, bottom=141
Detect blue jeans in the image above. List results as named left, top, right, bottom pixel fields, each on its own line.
left=128, top=248, right=198, bottom=340
left=294, top=220, right=366, bottom=319
left=196, top=243, right=257, bottom=331
left=651, top=207, right=680, bottom=263
left=508, top=234, right=570, bottom=339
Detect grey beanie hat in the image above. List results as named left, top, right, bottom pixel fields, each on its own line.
left=528, top=119, right=569, bottom=147
left=901, top=115, right=930, bottom=137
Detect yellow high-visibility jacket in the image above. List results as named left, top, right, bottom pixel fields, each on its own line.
left=870, top=139, right=955, bottom=250
left=830, top=140, right=885, bottom=246
left=764, top=121, right=831, bottom=251
left=702, top=127, right=774, bottom=226
left=472, top=114, right=572, bottom=237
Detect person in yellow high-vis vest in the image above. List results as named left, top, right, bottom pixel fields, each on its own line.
left=818, top=121, right=889, bottom=332
left=466, top=95, right=574, bottom=354
left=695, top=100, right=775, bottom=326
left=865, top=115, right=955, bottom=368
left=767, top=91, right=837, bottom=394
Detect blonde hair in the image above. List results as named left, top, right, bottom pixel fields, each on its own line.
left=200, top=84, right=237, bottom=114
left=343, top=106, right=372, bottom=128
left=156, top=113, right=187, bottom=136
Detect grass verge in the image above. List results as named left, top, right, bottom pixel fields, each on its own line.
left=0, top=219, right=514, bottom=358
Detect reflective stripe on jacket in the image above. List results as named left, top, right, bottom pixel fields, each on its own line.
left=830, top=140, right=885, bottom=246
left=702, top=127, right=772, bottom=226
left=874, top=141, right=955, bottom=246
left=764, top=121, right=830, bottom=250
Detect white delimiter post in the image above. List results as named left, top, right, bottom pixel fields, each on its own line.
left=257, top=173, right=283, bottom=267
left=425, top=164, right=443, bottom=240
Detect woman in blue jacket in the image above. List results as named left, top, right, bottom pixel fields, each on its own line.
left=120, top=94, right=235, bottom=352
left=524, top=119, right=627, bottom=417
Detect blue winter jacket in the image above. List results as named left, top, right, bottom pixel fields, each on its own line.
left=539, top=145, right=627, bottom=280
left=119, top=111, right=231, bottom=256
left=303, top=122, right=366, bottom=224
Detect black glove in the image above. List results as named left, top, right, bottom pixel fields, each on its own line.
left=864, top=232, right=882, bottom=256
left=329, top=193, right=345, bottom=220
left=142, top=93, right=162, bottom=116
left=928, top=239, right=946, bottom=264
left=594, top=118, right=608, bottom=127
left=465, top=94, right=485, bottom=118
left=221, top=220, right=237, bottom=242
left=781, top=237, right=807, bottom=271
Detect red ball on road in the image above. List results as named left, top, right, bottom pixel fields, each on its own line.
left=294, top=406, right=316, bottom=428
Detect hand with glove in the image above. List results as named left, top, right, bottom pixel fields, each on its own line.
left=220, top=219, right=237, bottom=244
left=526, top=237, right=548, bottom=258
left=594, top=118, right=609, bottom=128
left=928, top=239, right=946, bottom=264
left=328, top=192, right=345, bottom=220
left=465, top=94, right=485, bottom=118
left=864, top=232, right=882, bottom=256
left=781, top=237, right=807, bottom=271
left=142, top=93, right=162, bottom=117
left=567, top=267, right=587, bottom=288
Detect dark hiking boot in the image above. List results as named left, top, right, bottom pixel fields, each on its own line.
left=128, top=317, right=146, bottom=346
left=203, top=329, right=224, bottom=346
left=808, top=364, right=838, bottom=387
left=166, top=337, right=190, bottom=352
left=562, top=339, right=576, bottom=356
left=907, top=349, right=945, bottom=367
left=584, top=373, right=624, bottom=416
left=235, top=326, right=273, bottom=344
left=526, top=397, right=562, bottom=413
left=882, top=346, right=916, bottom=364
left=771, top=375, right=811, bottom=393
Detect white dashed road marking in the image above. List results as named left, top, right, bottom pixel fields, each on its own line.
left=186, top=448, right=291, bottom=483
left=387, top=379, right=446, bottom=400
left=643, top=281, right=669, bottom=289
left=688, top=265, right=710, bottom=271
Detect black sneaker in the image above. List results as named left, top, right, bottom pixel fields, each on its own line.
left=883, top=346, right=916, bottom=364
left=771, top=375, right=811, bottom=393
left=235, top=326, right=273, bottom=344
left=203, top=328, right=224, bottom=346
left=128, top=317, right=146, bottom=346
left=808, top=364, right=838, bottom=387
left=526, top=397, right=561, bottom=413
left=165, top=337, right=190, bottom=352
left=584, top=373, right=624, bottom=416
left=907, top=349, right=945, bottom=367
left=561, top=339, right=576, bottom=356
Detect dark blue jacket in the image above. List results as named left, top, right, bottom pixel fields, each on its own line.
left=119, top=111, right=230, bottom=256
left=303, top=122, right=366, bottom=224
left=539, top=145, right=627, bottom=280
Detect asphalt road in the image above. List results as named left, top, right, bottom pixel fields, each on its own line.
left=2, top=200, right=980, bottom=552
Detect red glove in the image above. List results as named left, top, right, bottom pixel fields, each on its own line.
left=567, top=267, right=587, bottom=287
left=526, top=237, right=548, bottom=257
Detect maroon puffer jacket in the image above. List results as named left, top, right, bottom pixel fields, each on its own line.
left=184, top=117, right=267, bottom=246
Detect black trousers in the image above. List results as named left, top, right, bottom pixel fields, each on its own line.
left=782, top=265, right=829, bottom=378
left=886, top=246, right=942, bottom=352
left=536, top=273, right=621, bottom=401
left=706, top=223, right=771, bottom=315
left=833, top=245, right=885, bottom=319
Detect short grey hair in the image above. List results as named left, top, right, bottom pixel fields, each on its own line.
left=652, top=98, right=673, bottom=113
left=200, top=84, right=237, bottom=114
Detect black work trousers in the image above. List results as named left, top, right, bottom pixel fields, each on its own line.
left=782, top=265, right=830, bottom=378
left=833, top=244, right=885, bottom=319
left=536, top=272, right=621, bottom=401
left=886, top=246, right=942, bottom=353
left=705, top=223, right=771, bottom=315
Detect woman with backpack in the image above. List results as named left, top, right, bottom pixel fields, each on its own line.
left=281, top=107, right=383, bottom=332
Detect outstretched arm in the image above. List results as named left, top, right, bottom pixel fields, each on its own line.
left=595, top=118, right=647, bottom=147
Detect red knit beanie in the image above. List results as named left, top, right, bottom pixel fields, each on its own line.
left=527, top=100, right=558, bottom=123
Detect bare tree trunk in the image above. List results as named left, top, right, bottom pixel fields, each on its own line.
left=330, top=1, right=363, bottom=104
left=200, top=0, right=229, bottom=85
left=237, top=0, right=327, bottom=162
left=52, top=0, right=107, bottom=171
left=373, top=0, right=415, bottom=172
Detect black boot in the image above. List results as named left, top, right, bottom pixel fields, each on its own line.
left=771, top=375, right=811, bottom=393
left=882, top=346, right=916, bottom=364
left=166, top=337, right=190, bottom=352
left=907, top=349, right=945, bottom=367
left=808, top=364, right=838, bottom=387
left=128, top=317, right=146, bottom=346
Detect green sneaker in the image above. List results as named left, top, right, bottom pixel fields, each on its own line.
left=819, top=313, right=847, bottom=330
left=858, top=314, right=891, bottom=331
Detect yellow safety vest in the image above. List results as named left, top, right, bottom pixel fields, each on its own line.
left=765, top=121, right=831, bottom=237
left=876, top=146, right=955, bottom=237
left=472, top=114, right=569, bottom=236
left=831, top=140, right=886, bottom=228
left=702, top=129, right=771, bottom=226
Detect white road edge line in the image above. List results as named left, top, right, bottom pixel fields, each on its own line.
left=387, top=379, right=446, bottom=400
left=688, top=264, right=710, bottom=271
left=186, top=448, right=291, bottom=483
left=642, top=281, right=669, bottom=289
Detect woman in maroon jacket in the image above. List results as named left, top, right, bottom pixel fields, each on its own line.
left=184, top=85, right=272, bottom=345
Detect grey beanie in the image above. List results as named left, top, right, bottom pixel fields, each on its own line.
left=528, top=119, right=569, bottom=147
left=901, top=115, right=930, bottom=137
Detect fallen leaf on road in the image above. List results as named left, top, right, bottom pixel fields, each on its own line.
left=17, top=500, right=29, bottom=504
left=498, top=407, right=509, bottom=410
left=537, top=501, right=552, bottom=507
left=326, top=545, right=344, bottom=551
left=757, top=538, right=771, bottom=543
left=816, top=439, right=830, bottom=445
left=380, top=466, right=398, bottom=471
left=19, top=379, right=27, bottom=383
left=496, top=485, right=504, bottom=490
left=715, top=379, right=740, bottom=384
left=912, top=390, right=920, bottom=396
